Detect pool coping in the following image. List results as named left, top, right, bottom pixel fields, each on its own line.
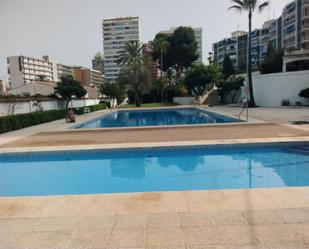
left=1, top=136, right=308, bottom=154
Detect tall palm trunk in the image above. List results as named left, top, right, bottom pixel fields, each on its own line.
left=134, top=69, right=141, bottom=107
left=247, top=10, right=256, bottom=107
left=160, top=48, right=165, bottom=103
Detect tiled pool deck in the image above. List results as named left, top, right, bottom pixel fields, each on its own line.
left=0, top=106, right=309, bottom=248
left=0, top=189, right=309, bottom=248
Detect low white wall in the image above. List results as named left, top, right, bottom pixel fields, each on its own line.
left=0, top=99, right=101, bottom=116
left=173, top=97, right=196, bottom=105
left=253, top=70, right=309, bottom=107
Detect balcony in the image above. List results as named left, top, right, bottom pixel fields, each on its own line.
left=302, top=32, right=309, bottom=43
left=303, top=0, right=309, bottom=6
left=303, top=23, right=309, bottom=30
left=303, top=6, right=309, bottom=19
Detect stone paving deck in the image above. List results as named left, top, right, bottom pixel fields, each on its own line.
left=1, top=123, right=309, bottom=148
left=0, top=188, right=309, bottom=248
left=1, top=106, right=309, bottom=248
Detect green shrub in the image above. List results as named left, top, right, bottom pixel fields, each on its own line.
left=74, top=103, right=107, bottom=115
left=299, top=88, right=309, bottom=99
left=0, top=103, right=107, bottom=134
left=0, top=109, right=67, bottom=134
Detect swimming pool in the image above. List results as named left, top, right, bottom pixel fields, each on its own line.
left=73, top=108, right=242, bottom=129
left=0, top=143, right=308, bottom=196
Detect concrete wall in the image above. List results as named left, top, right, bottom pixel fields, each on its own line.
left=173, top=97, right=196, bottom=105
left=252, top=70, right=309, bottom=107
left=0, top=99, right=100, bottom=116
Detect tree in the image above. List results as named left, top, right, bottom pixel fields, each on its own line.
left=222, top=55, right=235, bottom=80
left=100, top=81, right=126, bottom=104
left=152, top=33, right=170, bottom=76
left=169, top=27, right=199, bottom=80
left=218, top=76, right=245, bottom=103
left=54, top=76, right=87, bottom=108
left=152, top=34, right=170, bottom=102
left=152, top=27, right=199, bottom=83
left=229, top=0, right=270, bottom=107
left=185, top=64, right=219, bottom=96
left=260, top=43, right=283, bottom=74
left=299, top=88, right=309, bottom=99
left=117, top=41, right=152, bottom=107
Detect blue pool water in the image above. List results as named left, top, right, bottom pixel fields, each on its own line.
left=0, top=143, right=309, bottom=196
left=74, top=108, right=241, bottom=129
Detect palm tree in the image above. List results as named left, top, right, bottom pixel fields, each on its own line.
left=153, top=38, right=169, bottom=79
left=153, top=38, right=169, bottom=102
left=118, top=41, right=151, bottom=107
left=118, top=40, right=146, bottom=66
left=229, top=0, right=269, bottom=107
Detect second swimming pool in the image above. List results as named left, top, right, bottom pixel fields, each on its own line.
left=0, top=143, right=308, bottom=196
left=73, top=108, right=242, bottom=129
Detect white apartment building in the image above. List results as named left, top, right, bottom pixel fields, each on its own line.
left=160, top=27, right=203, bottom=64
left=281, top=0, right=303, bottom=50
left=57, top=64, right=75, bottom=80
left=7, top=56, right=55, bottom=89
left=7, top=55, right=74, bottom=89
left=102, top=17, right=140, bottom=82
left=301, top=0, right=309, bottom=49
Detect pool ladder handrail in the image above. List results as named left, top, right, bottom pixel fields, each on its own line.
left=237, top=103, right=249, bottom=121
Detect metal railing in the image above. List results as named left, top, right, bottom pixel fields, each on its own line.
left=237, top=102, right=249, bottom=122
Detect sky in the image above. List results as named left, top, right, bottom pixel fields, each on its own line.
left=0, top=0, right=290, bottom=81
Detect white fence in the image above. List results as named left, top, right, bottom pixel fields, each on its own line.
left=0, top=99, right=101, bottom=116
left=252, top=70, right=309, bottom=107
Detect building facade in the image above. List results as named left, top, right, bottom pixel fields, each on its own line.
left=282, top=0, right=301, bottom=49
left=92, top=52, right=105, bottom=75
left=213, top=0, right=309, bottom=71
left=160, top=27, right=203, bottom=64
left=0, top=80, right=7, bottom=96
left=73, top=67, right=104, bottom=88
left=7, top=55, right=74, bottom=89
left=57, top=64, right=75, bottom=80
left=213, top=31, right=248, bottom=70
left=102, top=17, right=140, bottom=82
left=301, top=0, right=309, bottom=49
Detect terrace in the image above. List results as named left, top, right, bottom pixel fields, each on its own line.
left=0, top=105, right=308, bottom=248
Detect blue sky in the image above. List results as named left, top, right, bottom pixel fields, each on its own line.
left=0, top=0, right=289, bottom=80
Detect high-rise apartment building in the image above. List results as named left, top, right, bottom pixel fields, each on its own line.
left=92, top=52, right=105, bottom=75
left=301, top=0, right=309, bottom=49
left=282, top=0, right=301, bottom=49
left=102, top=17, right=140, bottom=82
left=213, top=31, right=247, bottom=70
left=194, top=28, right=203, bottom=64
left=160, top=27, right=203, bottom=64
left=7, top=55, right=74, bottom=89
left=213, top=0, right=309, bottom=71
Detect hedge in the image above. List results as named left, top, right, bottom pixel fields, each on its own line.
left=74, top=103, right=107, bottom=115
left=0, top=103, right=107, bottom=134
